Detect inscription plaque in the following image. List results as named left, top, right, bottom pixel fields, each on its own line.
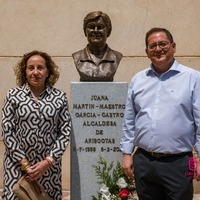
left=70, top=82, right=128, bottom=200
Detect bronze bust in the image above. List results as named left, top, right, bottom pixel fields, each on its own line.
left=72, top=11, right=123, bottom=82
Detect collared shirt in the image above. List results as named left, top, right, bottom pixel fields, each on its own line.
left=120, top=60, right=200, bottom=155
left=72, top=45, right=122, bottom=81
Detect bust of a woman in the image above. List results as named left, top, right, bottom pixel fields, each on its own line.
left=72, top=11, right=123, bottom=82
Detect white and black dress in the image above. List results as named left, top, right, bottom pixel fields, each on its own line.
left=1, top=84, right=71, bottom=200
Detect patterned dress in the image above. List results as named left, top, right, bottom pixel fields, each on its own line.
left=1, top=84, right=71, bottom=200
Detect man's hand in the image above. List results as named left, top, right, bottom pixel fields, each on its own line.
left=195, top=158, right=200, bottom=181
left=122, top=154, right=134, bottom=179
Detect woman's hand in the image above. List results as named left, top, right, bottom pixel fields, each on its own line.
left=25, top=160, right=50, bottom=182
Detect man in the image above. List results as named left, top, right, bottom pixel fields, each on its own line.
left=72, top=11, right=122, bottom=82
left=120, top=27, right=200, bottom=200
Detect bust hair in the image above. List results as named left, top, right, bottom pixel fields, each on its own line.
left=14, top=50, right=60, bottom=87
left=145, top=27, right=174, bottom=47
left=83, top=11, right=112, bottom=37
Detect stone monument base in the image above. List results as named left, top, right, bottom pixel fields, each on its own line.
left=70, top=82, right=128, bottom=200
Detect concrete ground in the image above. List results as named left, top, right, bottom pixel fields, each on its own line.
left=62, top=194, right=200, bottom=200
left=0, top=189, right=70, bottom=200
left=1, top=191, right=200, bottom=199
left=62, top=190, right=70, bottom=200
left=194, top=194, right=200, bottom=200
left=132, top=194, right=200, bottom=200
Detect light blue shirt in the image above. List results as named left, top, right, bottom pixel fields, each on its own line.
left=120, top=60, right=200, bottom=155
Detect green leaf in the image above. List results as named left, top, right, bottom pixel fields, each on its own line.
left=92, top=154, right=136, bottom=199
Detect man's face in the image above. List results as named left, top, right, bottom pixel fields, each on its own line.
left=145, top=32, right=176, bottom=68
left=85, top=17, right=108, bottom=47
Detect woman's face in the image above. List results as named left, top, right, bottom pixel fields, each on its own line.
left=25, top=55, right=49, bottom=90
left=85, top=17, right=108, bottom=47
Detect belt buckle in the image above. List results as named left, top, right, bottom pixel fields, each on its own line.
left=151, top=151, right=161, bottom=158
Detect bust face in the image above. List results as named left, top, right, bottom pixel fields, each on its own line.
left=85, top=17, right=108, bottom=47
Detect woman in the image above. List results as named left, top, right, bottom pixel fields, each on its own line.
left=1, top=50, right=71, bottom=199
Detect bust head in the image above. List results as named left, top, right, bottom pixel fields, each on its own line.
left=83, top=11, right=112, bottom=38
left=72, top=11, right=122, bottom=82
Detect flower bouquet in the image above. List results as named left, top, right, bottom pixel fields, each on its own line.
left=92, top=155, right=136, bottom=200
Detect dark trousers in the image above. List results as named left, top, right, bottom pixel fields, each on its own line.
left=134, top=149, right=193, bottom=200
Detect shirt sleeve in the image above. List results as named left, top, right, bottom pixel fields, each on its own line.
left=193, top=72, right=200, bottom=156
left=120, top=80, right=136, bottom=154
left=1, top=91, right=26, bottom=162
left=50, top=93, right=71, bottom=161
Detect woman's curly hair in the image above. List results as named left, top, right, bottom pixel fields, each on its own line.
left=14, top=50, right=60, bottom=86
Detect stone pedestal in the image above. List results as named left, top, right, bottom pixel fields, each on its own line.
left=70, top=82, right=128, bottom=200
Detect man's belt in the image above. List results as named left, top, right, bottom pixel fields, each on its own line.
left=138, top=148, right=192, bottom=159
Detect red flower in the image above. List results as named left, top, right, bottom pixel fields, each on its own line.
left=119, top=188, right=130, bottom=198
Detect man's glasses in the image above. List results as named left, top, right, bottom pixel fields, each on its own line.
left=147, top=41, right=171, bottom=51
